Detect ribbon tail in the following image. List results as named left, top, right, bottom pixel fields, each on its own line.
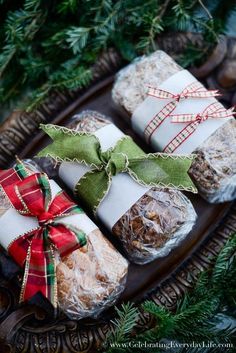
left=38, top=124, right=104, bottom=167
left=171, top=114, right=199, bottom=123
left=213, top=109, right=236, bottom=118
left=186, top=90, right=220, bottom=98
left=148, top=87, right=175, bottom=99
left=14, top=173, right=52, bottom=216
left=128, top=154, right=197, bottom=193
left=75, top=169, right=111, bottom=215
left=20, top=229, right=57, bottom=307
left=48, top=190, right=84, bottom=216
left=48, top=223, right=87, bottom=258
left=228, top=107, right=236, bottom=114
left=0, top=163, right=28, bottom=189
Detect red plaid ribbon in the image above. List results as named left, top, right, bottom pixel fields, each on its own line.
left=163, top=102, right=235, bottom=153
left=144, top=82, right=220, bottom=143
left=0, top=164, right=86, bottom=306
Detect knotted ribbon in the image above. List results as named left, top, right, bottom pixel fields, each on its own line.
left=0, top=164, right=86, bottom=306
left=163, top=102, right=236, bottom=153
left=144, top=82, right=220, bottom=143
left=38, top=124, right=197, bottom=215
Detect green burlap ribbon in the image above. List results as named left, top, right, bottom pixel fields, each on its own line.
left=38, top=124, right=197, bottom=214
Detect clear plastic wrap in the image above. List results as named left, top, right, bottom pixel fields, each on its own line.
left=112, top=50, right=236, bottom=203
left=0, top=160, right=128, bottom=320
left=56, top=228, right=128, bottom=319
left=37, top=110, right=197, bottom=264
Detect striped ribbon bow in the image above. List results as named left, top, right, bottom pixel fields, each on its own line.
left=0, top=164, right=86, bottom=307
left=163, top=102, right=235, bottom=153
left=144, top=82, right=220, bottom=143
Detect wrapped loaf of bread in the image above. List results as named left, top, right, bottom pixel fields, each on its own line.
left=37, top=110, right=197, bottom=265
left=0, top=160, right=128, bottom=320
left=112, top=50, right=236, bottom=203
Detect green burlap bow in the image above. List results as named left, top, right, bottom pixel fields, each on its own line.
left=38, top=124, right=197, bottom=213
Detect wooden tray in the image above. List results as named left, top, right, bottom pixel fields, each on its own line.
left=0, top=36, right=236, bottom=353
left=20, top=75, right=233, bottom=306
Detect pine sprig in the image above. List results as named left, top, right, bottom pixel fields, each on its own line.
left=104, top=302, right=139, bottom=350
left=57, top=0, right=79, bottom=14
left=26, top=66, right=92, bottom=111
left=66, top=27, right=91, bottom=54
left=172, top=1, right=192, bottom=31
left=0, top=0, right=235, bottom=118
left=103, top=232, right=236, bottom=353
left=212, top=233, right=236, bottom=284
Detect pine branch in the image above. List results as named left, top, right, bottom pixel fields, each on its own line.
left=103, top=232, right=236, bottom=353
left=24, top=0, right=41, bottom=11
left=0, top=0, right=235, bottom=115
left=104, top=303, right=139, bottom=350
left=66, top=27, right=91, bottom=54
left=212, top=233, right=236, bottom=285
left=0, top=4, right=46, bottom=78
left=93, top=0, right=113, bottom=21
left=171, top=0, right=192, bottom=31
left=197, top=0, right=213, bottom=20
left=26, top=66, right=92, bottom=111
left=141, top=301, right=175, bottom=338
left=135, top=0, right=168, bottom=53
left=57, top=0, right=79, bottom=14
left=0, top=44, right=16, bottom=78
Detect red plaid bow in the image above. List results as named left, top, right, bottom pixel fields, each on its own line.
left=144, top=82, right=220, bottom=143
left=0, top=164, right=86, bottom=306
left=163, top=102, right=235, bottom=153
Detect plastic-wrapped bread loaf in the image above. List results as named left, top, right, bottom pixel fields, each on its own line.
left=112, top=50, right=236, bottom=203
left=0, top=160, right=128, bottom=320
left=37, top=110, right=197, bottom=264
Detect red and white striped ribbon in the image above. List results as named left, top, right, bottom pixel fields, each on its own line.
left=144, top=82, right=220, bottom=143
left=163, top=102, right=235, bottom=153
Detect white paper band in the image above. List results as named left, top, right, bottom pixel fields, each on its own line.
left=59, top=124, right=149, bottom=230
left=0, top=180, right=97, bottom=250
left=132, top=70, right=233, bottom=153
